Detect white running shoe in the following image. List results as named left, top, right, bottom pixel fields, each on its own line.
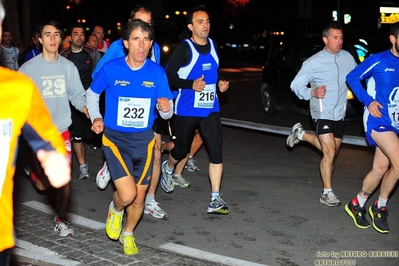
left=54, top=218, right=74, bottom=237
left=286, top=122, right=305, bottom=148
left=96, top=162, right=111, bottom=189
left=144, top=200, right=167, bottom=219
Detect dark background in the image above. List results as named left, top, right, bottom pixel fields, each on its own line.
left=3, top=0, right=398, bottom=59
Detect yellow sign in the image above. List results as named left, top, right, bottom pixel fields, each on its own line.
left=380, top=7, right=399, bottom=24
left=380, top=13, right=399, bottom=24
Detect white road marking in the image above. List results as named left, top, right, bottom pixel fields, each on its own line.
left=23, top=200, right=105, bottom=230
left=23, top=200, right=269, bottom=265
left=160, top=243, right=268, bottom=266
left=14, top=239, right=81, bottom=266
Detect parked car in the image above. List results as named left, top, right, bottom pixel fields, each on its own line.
left=260, top=35, right=371, bottom=122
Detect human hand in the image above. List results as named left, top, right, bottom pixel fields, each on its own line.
left=36, top=149, right=71, bottom=188
left=312, top=85, right=326, bottom=99
left=91, top=118, right=104, bottom=134
left=157, top=97, right=170, bottom=112
left=218, top=79, right=229, bottom=92
left=193, top=75, right=206, bottom=92
left=368, top=101, right=383, bottom=118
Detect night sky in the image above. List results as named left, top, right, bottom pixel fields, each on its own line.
left=14, top=0, right=399, bottom=52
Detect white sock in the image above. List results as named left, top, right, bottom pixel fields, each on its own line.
left=298, top=131, right=305, bottom=140
left=357, top=194, right=367, bottom=208
left=146, top=194, right=155, bottom=204
left=323, top=188, right=332, bottom=195
left=111, top=201, right=124, bottom=214
left=211, top=191, right=220, bottom=200
left=165, top=163, right=173, bottom=174
left=377, top=196, right=388, bottom=208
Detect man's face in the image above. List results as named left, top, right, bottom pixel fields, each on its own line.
left=2, top=31, right=12, bottom=45
left=87, top=35, right=99, bottom=48
left=70, top=27, right=85, bottom=49
left=38, top=25, right=61, bottom=53
left=323, top=29, right=343, bottom=54
left=93, top=26, right=104, bottom=42
left=189, top=11, right=210, bottom=40
left=134, top=11, right=152, bottom=26
left=123, top=27, right=153, bottom=65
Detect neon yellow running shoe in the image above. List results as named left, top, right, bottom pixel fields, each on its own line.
left=119, top=232, right=139, bottom=255
left=105, top=201, right=124, bottom=240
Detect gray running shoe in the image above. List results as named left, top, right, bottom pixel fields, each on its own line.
left=207, top=195, right=230, bottom=215
left=320, top=191, right=341, bottom=207
left=286, top=122, right=305, bottom=148
left=172, top=174, right=190, bottom=188
left=185, top=157, right=199, bottom=172
left=79, top=164, right=89, bottom=179
left=161, top=160, right=174, bottom=193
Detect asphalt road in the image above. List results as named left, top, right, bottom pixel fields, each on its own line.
left=11, top=59, right=399, bottom=266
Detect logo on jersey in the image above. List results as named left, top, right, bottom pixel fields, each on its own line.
left=142, top=81, right=155, bottom=88
left=202, top=63, right=212, bottom=71
left=385, top=67, right=395, bottom=72
left=389, top=87, right=399, bottom=103
left=114, top=80, right=130, bottom=86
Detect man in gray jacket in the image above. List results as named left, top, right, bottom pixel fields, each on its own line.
left=19, top=20, right=87, bottom=236
left=286, top=22, right=357, bottom=207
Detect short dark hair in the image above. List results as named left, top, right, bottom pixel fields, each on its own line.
left=390, top=22, right=399, bottom=38
left=69, top=23, right=85, bottom=35
left=122, top=19, right=154, bottom=55
left=322, top=22, right=342, bottom=38
left=129, top=5, right=151, bottom=20
left=37, top=20, right=63, bottom=39
left=186, top=5, right=208, bottom=25
left=123, top=19, right=154, bottom=41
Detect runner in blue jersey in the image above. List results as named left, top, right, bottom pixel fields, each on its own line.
left=93, top=6, right=169, bottom=221
left=345, top=22, right=399, bottom=234
left=161, top=5, right=230, bottom=215
left=86, top=19, right=173, bottom=255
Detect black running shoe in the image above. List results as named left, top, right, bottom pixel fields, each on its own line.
left=345, top=197, right=370, bottom=229
left=369, top=200, right=389, bottom=234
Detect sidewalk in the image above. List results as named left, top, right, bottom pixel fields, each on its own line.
left=11, top=204, right=218, bottom=266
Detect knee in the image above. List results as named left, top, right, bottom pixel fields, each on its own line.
left=118, top=190, right=137, bottom=207
left=171, top=149, right=188, bottom=161
left=209, top=151, right=223, bottom=164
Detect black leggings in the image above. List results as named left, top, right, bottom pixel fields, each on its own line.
left=170, top=112, right=223, bottom=164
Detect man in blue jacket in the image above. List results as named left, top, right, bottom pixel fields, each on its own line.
left=286, top=22, right=357, bottom=207
left=345, top=22, right=399, bottom=234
